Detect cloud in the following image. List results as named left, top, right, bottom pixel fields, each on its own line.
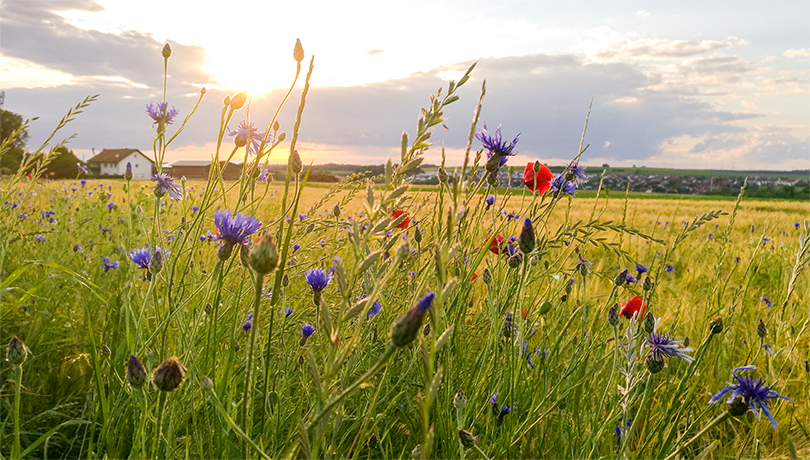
left=686, top=125, right=809, bottom=169
left=784, top=48, right=810, bottom=58
left=366, top=49, right=384, bottom=56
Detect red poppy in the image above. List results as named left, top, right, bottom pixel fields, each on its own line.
left=522, top=308, right=527, bottom=319
left=619, top=295, right=647, bottom=319
left=27, top=173, right=32, bottom=179
left=470, top=272, right=478, bottom=282
left=487, top=234, right=506, bottom=254
left=391, top=210, right=410, bottom=229
left=522, top=162, right=554, bottom=193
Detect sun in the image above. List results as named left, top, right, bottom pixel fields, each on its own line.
left=204, top=49, right=293, bottom=96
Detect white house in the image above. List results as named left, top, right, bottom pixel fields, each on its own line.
left=87, top=149, right=155, bottom=179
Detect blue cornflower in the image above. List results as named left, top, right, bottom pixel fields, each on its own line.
left=569, top=162, right=589, bottom=185
left=36, top=235, right=46, bottom=242
left=102, top=257, right=119, bottom=272
left=646, top=318, right=694, bottom=363
left=77, top=163, right=89, bottom=175
left=551, top=174, right=577, bottom=197
left=107, top=202, right=116, bottom=212
left=522, top=341, right=535, bottom=370
left=298, top=213, right=307, bottom=220
left=709, top=365, right=792, bottom=427
left=635, top=263, right=648, bottom=275
left=665, top=264, right=675, bottom=273
left=152, top=172, right=182, bottom=200
left=760, top=297, right=772, bottom=307
left=214, top=209, right=262, bottom=246
left=283, top=308, right=293, bottom=318
left=795, top=222, right=800, bottom=229
left=476, top=123, right=519, bottom=158
left=242, top=317, right=252, bottom=331
left=625, top=273, right=638, bottom=283
left=228, top=121, right=267, bottom=155
left=368, top=300, right=383, bottom=319
left=300, top=323, right=315, bottom=346
left=305, top=268, right=333, bottom=292
left=485, top=195, right=495, bottom=207
left=146, top=101, right=179, bottom=126
left=191, top=206, right=199, bottom=212
left=293, top=243, right=301, bottom=252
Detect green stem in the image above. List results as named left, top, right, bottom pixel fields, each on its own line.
left=664, top=411, right=731, bottom=460
left=11, top=365, right=22, bottom=460
left=241, top=272, right=265, bottom=457
left=152, top=391, right=168, bottom=459
left=201, top=378, right=271, bottom=460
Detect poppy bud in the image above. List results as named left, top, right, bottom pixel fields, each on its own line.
left=127, top=355, right=147, bottom=388
left=709, top=316, right=724, bottom=334
left=538, top=301, right=552, bottom=315
left=756, top=319, right=767, bottom=338
left=290, top=150, right=303, bottom=174
left=250, top=233, right=279, bottom=275
left=614, top=269, right=628, bottom=286
left=149, top=249, right=163, bottom=275
left=218, top=242, right=234, bottom=261
left=458, top=430, right=476, bottom=448
left=643, top=276, right=653, bottom=291
left=333, top=204, right=341, bottom=217
left=162, top=43, right=172, bottom=59
left=6, top=336, right=27, bottom=366
left=518, top=218, right=535, bottom=254
left=230, top=91, right=248, bottom=110
left=482, top=268, right=492, bottom=285
left=153, top=357, right=186, bottom=392
left=391, top=292, right=434, bottom=347
left=608, top=305, right=619, bottom=327
left=533, top=161, right=541, bottom=173
left=124, top=162, right=133, bottom=181
left=223, top=95, right=231, bottom=106
left=453, top=390, right=467, bottom=409
left=643, top=312, right=655, bottom=334
left=645, top=351, right=664, bottom=374
left=293, top=39, right=304, bottom=63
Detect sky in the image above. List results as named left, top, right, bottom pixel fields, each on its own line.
left=1, top=0, right=808, bottom=171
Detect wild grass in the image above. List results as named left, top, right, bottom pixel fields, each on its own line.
left=1, top=40, right=808, bottom=460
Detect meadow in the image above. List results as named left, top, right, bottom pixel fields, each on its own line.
left=1, top=41, right=809, bottom=460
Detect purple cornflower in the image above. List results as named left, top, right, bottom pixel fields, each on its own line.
left=190, top=206, right=199, bottom=213
left=305, top=267, right=333, bottom=293
left=568, top=162, right=589, bottom=185
left=146, top=101, right=179, bottom=126
left=476, top=123, right=519, bottom=159
left=107, top=202, right=116, bottom=212
left=708, top=233, right=713, bottom=240
left=228, top=121, right=267, bottom=155
left=665, top=264, right=675, bottom=273
left=551, top=174, right=577, bottom=197
left=243, top=320, right=252, bottom=331
left=152, top=172, right=182, bottom=200
left=77, top=163, right=89, bottom=175
left=283, top=308, right=293, bottom=318
left=646, top=318, right=695, bottom=363
left=709, top=365, right=792, bottom=427
left=485, top=195, right=495, bottom=208
left=35, top=235, right=46, bottom=242
left=522, top=341, right=535, bottom=370
left=292, top=243, right=301, bottom=252
left=635, top=263, right=648, bottom=276
left=368, top=300, right=382, bottom=319
left=760, top=297, right=772, bottom=307
left=102, top=256, right=119, bottom=272
left=625, top=273, right=638, bottom=283
left=795, top=222, right=800, bottom=229
left=128, top=247, right=167, bottom=270
left=300, top=323, right=315, bottom=346
left=213, top=209, right=262, bottom=246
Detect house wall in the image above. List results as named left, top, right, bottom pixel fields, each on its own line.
left=118, top=152, right=154, bottom=179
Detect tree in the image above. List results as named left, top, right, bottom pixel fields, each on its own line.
left=0, top=110, right=28, bottom=175
left=41, top=146, right=81, bottom=179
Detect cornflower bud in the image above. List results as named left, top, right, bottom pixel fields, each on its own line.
left=290, top=150, right=303, bottom=174
left=230, top=91, right=248, bottom=110
left=482, top=268, right=492, bottom=285
left=282, top=274, right=290, bottom=287
left=709, top=316, right=724, bottom=334
left=6, top=336, right=27, bottom=366
left=391, top=292, right=434, bottom=347
left=333, top=204, right=341, bottom=217
left=240, top=243, right=251, bottom=268
left=218, top=242, right=234, bottom=262
left=277, top=132, right=286, bottom=142
left=148, top=249, right=163, bottom=275
left=682, top=336, right=690, bottom=348
left=223, top=95, right=231, bottom=106
left=608, top=305, right=620, bottom=327
left=396, top=242, right=410, bottom=263
left=458, top=430, right=476, bottom=448
left=501, top=313, right=515, bottom=338
left=153, top=183, right=165, bottom=199
left=414, top=226, right=422, bottom=243
left=614, top=269, right=628, bottom=286
left=518, top=218, right=535, bottom=254
left=162, top=43, right=172, bottom=59
left=645, top=351, right=664, bottom=374
left=293, top=38, right=304, bottom=63
left=153, top=357, right=186, bottom=392
left=756, top=319, right=767, bottom=338
left=508, top=251, right=523, bottom=269
left=127, top=354, right=147, bottom=388
left=485, top=155, right=501, bottom=173
left=644, top=312, right=655, bottom=334
left=250, top=233, right=279, bottom=275
left=487, top=171, right=499, bottom=187
left=453, top=390, right=467, bottom=409
left=367, top=433, right=378, bottom=449
left=124, top=162, right=133, bottom=181
left=643, top=276, right=653, bottom=291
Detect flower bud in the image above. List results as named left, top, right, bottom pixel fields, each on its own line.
left=218, top=242, right=234, bottom=261
left=518, top=218, right=535, bottom=254
left=250, top=233, right=279, bottom=275
left=756, top=319, right=767, bottom=338
left=282, top=274, right=290, bottom=287
left=290, top=150, right=303, bottom=174
left=507, top=251, right=523, bottom=269
left=533, top=161, right=541, bottom=173
left=643, top=312, right=655, bottom=334
left=124, top=162, right=133, bottom=181
left=486, top=170, right=499, bottom=187
left=200, top=376, right=214, bottom=391
left=485, top=156, right=501, bottom=173
left=682, top=336, right=690, bottom=348
left=501, top=313, right=515, bottom=338
left=614, top=269, right=628, bottom=286
left=149, top=249, right=163, bottom=275
left=458, top=430, right=476, bottom=448
left=153, top=183, right=165, bottom=199
left=438, top=167, right=448, bottom=184
left=709, top=316, right=724, bottom=334
left=396, top=242, right=410, bottom=263
left=391, top=292, right=434, bottom=347
left=332, top=204, right=341, bottom=217
left=643, top=276, right=653, bottom=292
left=127, top=354, right=147, bottom=388
left=230, top=91, right=248, bottom=110
left=6, top=336, right=27, bottom=366
left=414, top=226, right=422, bottom=243
left=367, top=433, right=378, bottom=449
left=162, top=43, right=172, bottom=59
left=538, top=300, right=552, bottom=315
left=240, top=243, right=251, bottom=268
left=608, top=304, right=620, bottom=327
left=293, top=39, right=304, bottom=63
left=727, top=393, right=749, bottom=416
left=277, top=132, right=286, bottom=143
left=153, top=357, right=186, bottom=392
left=453, top=390, right=467, bottom=409
left=482, top=268, right=492, bottom=285
left=645, top=351, right=664, bottom=374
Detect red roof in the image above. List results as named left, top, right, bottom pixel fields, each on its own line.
left=87, top=149, right=153, bottom=164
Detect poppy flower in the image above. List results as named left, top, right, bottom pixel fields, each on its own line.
left=522, top=162, right=554, bottom=193
left=619, top=295, right=647, bottom=319
left=391, top=210, right=410, bottom=229
left=487, top=234, right=507, bottom=254
left=470, top=272, right=478, bottom=282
